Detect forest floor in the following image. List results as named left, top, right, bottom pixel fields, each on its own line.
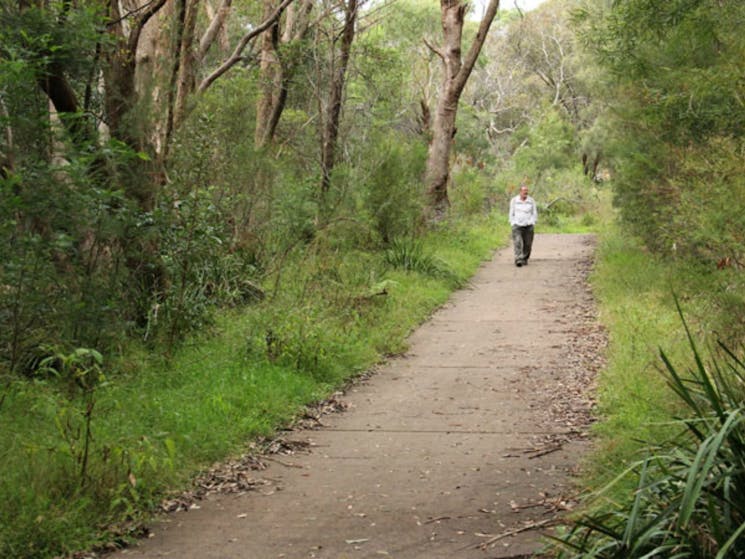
left=109, top=233, right=605, bottom=559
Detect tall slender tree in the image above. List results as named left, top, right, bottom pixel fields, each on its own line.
left=255, top=0, right=313, bottom=148
left=424, top=0, right=499, bottom=214
left=319, top=0, right=359, bottom=194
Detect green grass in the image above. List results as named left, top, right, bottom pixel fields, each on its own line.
left=565, top=214, right=745, bottom=524
left=555, top=302, right=745, bottom=557
left=582, top=223, right=695, bottom=495
left=0, top=214, right=506, bottom=558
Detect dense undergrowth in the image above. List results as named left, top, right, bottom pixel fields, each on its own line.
left=0, top=214, right=508, bottom=558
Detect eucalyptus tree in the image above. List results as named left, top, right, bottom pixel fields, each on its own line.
left=254, top=0, right=314, bottom=148
left=0, top=0, right=307, bottom=370
left=424, top=0, right=500, bottom=214
left=361, top=0, right=443, bottom=137
left=468, top=0, right=595, bottom=168
left=507, top=1, right=588, bottom=124
left=317, top=0, right=360, bottom=193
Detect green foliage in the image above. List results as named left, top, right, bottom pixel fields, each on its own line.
left=35, top=348, right=105, bottom=492
left=555, top=311, right=745, bottom=558
left=357, top=132, right=427, bottom=244
left=583, top=226, right=682, bottom=488
left=0, top=350, right=178, bottom=558
left=564, top=218, right=745, bottom=559
left=513, top=106, right=579, bottom=176
left=673, top=138, right=745, bottom=267
left=384, top=237, right=461, bottom=287
left=537, top=167, right=603, bottom=230
left=0, top=149, right=143, bottom=373
left=247, top=304, right=366, bottom=384
left=483, top=104, right=606, bottom=230
left=0, top=217, right=504, bottom=559
left=577, top=0, right=745, bottom=142
left=574, top=0, right=745, bottom=262
left=150, top=114, right=266, bottom=345
left=0, top=0, right=613, bottom=556
left=450, top=165, right=496, bottom=218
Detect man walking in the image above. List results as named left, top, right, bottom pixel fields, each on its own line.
left=509, top=184, right=538, bottom=267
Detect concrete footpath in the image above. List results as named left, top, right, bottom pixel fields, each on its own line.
left=114, top=233, right=602, bottom=559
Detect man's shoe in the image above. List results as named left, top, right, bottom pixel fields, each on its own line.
left=516, top=261, right=523, bottom=267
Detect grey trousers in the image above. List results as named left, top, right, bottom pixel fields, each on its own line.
left=511, top=225, right=534, bottom=264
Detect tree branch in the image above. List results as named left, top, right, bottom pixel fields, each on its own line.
left=198, top=0, right=296, bottom=93
left=126, top=0, right=169, bottom=54
left=106, top=0, right=166, bottom=28
left=198, top=0, right=233, bottom=62
left=455, top=0, right=500, bottom=92
left=423, top=37, right=445, bottom=61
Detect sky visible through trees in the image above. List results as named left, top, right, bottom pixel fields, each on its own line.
left=472, top=0, right=547, bottom=18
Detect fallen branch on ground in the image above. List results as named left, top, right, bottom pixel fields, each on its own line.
left=473, top=518, right=558, bottom=550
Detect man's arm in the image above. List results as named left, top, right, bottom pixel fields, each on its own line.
left=508, top=197, right=515, bottom=226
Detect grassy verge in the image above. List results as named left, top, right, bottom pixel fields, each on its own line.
left=0, top=215, right=507, bottom=559
left=583, top=224, right=688, bottom=492
left=552, top=216, right=745, bottom=556
left=571, top=216, right=745, bottom=520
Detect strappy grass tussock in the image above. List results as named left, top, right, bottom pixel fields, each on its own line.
left=554, top=299, right=745, bottom=558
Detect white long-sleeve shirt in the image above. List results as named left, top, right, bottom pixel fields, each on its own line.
left=509, top=195, right=538, bottom=227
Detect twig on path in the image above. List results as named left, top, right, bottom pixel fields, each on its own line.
left=263, top=455, right=304, bottom=469
left=510, top=501, right=545, bottom=512
left=473, top=518, right=558, bottom=550
left=527, top=443, right=564, bottom=459
left=423, top=515, right=452, bottom=524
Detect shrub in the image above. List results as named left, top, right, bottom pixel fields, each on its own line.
left=384, top=237, right=460, bottom=287
left=360, top=132, right=427, bottom=245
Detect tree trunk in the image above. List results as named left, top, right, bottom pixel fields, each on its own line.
left=418, top=98, right=431, bottom=136
left=197, top=0, right=295, bottom=93
left=38, top=62, right=93, bottom=146
left=255, top=0, right=281, bottom=148
left=162, top=0, right=188, bottom=166
left=173, top=0, right=202, bottom=130
left=425, top=0, right=500, bottom=215
left=320, top=0, right=357, bottom=193
left=0, top=97, right=13, bottom=178
left=104, top=0, right=167, bottom=146
left=425, top=90, right=457, bottom=212
left=255, top=0, right=313, bottom=148
left=200, top=0, right=232, bottom=59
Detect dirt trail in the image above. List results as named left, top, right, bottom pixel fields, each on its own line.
left=113, top=233, right=603, bottom=559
